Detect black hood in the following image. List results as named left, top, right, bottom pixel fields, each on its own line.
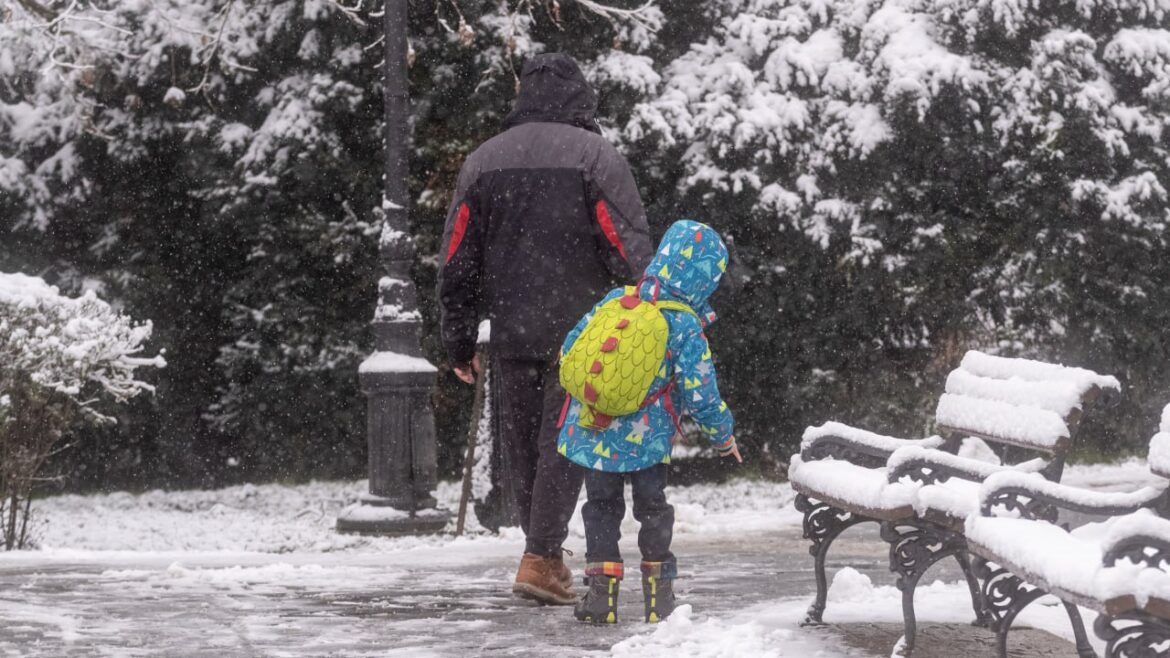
left=501, top=53, right=600, bottom=134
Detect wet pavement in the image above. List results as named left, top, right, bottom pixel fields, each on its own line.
left=0, top=524, right=1080, bottom=657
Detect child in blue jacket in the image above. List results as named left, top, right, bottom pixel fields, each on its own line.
left=557, top=220, right=741, bottom=624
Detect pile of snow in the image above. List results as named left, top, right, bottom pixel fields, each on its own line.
left=611, top=568, right=1104, bottom=658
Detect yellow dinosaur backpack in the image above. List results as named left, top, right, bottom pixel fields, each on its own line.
left=559, top=279, right=697, bottom=430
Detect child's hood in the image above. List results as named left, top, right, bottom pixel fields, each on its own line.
left=643, top=220, right=728, bottom=318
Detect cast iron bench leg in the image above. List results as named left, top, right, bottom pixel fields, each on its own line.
left=1095, top=610, right=1170, bottom=658
left=881, top=520, right=972, bottom=656
left=795, top=494, right=870, bottom=625
left=1061, top=601, right=1098, bottom=658
left=956, top=551, right=993, bottom=627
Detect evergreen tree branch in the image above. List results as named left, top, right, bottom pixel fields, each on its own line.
left=14, top=0, right=57, bottom=22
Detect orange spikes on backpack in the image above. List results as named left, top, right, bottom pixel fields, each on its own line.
left=600, top=337, right=619, bottom=352
left=583, top=382, right=599, bottom=403
left=616, top=318, right=630, bottom=329
left=590, top=360, right=603, bottom=374
left=620, top=295, right=641, bottom=309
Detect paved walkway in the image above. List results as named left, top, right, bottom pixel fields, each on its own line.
left=0, top=524, right=1080, bottom=657
left=833, top=622, right=1081, bottom=658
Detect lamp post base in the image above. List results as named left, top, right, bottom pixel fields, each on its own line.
left=340, top=352, right=447, bottom=537
left=336, top=494, right=451, bottom=536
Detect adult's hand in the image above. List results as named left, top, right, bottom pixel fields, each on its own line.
left=453, top=354, right=482, bottom=384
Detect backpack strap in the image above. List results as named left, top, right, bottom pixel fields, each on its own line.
left=642, top=377, right=684, bottom=436
left=655, top=300, right=699, bottom=320
left=639, top=274, right=699, bottom=319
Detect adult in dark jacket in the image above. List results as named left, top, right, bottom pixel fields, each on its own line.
left=439, top=53, right=652, bottom=604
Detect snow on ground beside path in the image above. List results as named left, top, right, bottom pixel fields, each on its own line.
left=2, top=458, right=1155, bottom=559
left=613, top=568, right=1104, bottom=658
left=5, top=476, right=801, bottom=558
left=1062, top=457, right=1164, bottom=490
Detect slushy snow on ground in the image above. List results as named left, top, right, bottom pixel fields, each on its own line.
left=0, top=460, right=1161, bottom=657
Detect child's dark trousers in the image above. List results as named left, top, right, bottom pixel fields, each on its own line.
left=581, top=464, right=676, bottom=572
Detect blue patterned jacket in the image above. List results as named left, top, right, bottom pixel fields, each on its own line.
left=557, top=220, right=736, bottom=473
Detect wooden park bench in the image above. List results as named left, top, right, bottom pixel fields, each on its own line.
left=789, top=350, right=1119, bottom=655
left=965, top=414, right=1170, bottom=658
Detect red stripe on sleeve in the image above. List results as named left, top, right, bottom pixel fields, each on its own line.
left=444, top=202, right=471, bottom=265
left=594, top=200, right=628, bottom=262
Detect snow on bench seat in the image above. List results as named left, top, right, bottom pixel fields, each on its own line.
left=788, top=455, right=919, bottom=520
left=793, top=447, right=1052, bottom=525
left=934, top=393, right=1070, bottom=451
left=966, top=509, right=1170, bottom=615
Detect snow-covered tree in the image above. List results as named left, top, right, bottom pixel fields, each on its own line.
left=0, top=0, right=674, bottom=485
left=625, top=0, right=1170, bottom=451
left=8, top=0, right=1163, bottom=481
left=0, top=272, right=163, bottom=548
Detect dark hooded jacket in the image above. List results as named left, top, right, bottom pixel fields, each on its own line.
left=438, top=53, right=653, bottom=365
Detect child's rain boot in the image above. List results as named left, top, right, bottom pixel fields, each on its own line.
left=574, top=562, right=622, bottom=624
left=641, top=560, right=677, bottom=623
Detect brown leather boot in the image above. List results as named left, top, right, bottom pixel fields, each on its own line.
left=513, top=553, right=577, bottom=605
left=552, top=556, right=573, bottom=589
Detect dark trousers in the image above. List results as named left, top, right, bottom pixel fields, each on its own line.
left=582, top=464, right=675, bottom=567
left=494, top=358, right=586, bottom=557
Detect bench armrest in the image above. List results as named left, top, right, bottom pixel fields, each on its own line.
left=885, top=446, right=1047, bottom=486
left=801, top=422, right=946, bottom=468
left=1101, top=512, right=1170, bottom=569
left=978, top=471, right=1168, bottom=521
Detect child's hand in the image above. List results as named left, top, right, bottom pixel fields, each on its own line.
left=720, top=442, right=743, bottom=464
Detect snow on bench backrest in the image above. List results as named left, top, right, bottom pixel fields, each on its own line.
left=1149, top=404, right=1170, bottom=479
left=959, top=351, right=1120, bottom=393
left=934, top=351, right=1120, bottom=454
left=935, top=394, right=1070, bottom=451
left=944, top=369, right=1085, bottom=417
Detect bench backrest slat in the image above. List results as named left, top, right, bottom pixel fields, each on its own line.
left=959, top=351, right=1120, bottom=391
left=933, top=351, right=1118, bottom=457
left=935, top=393, right=1071, bottom=453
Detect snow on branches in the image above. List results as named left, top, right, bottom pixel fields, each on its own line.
left=0, top=272, right=165, bottom=420
left=0, top=271, right=162, bottom=549
left=627, top=0, right=1170, bottom=261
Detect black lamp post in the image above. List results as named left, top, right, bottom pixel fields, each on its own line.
left=336, top=0, right=449, bottom=535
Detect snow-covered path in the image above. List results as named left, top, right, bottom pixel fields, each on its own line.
left=0, top=531, right=850, bottom=657
left=0, top=461, right=1157, bottom=657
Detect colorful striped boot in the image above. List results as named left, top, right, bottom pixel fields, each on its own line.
left=574, top=562, right=622, bottom=624
left=641, top=560, right=677, bottom=623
